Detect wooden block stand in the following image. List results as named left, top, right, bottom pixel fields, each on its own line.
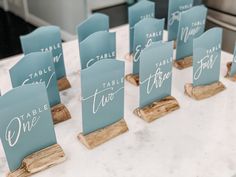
left=173, top=56, right=193, bottom=70
left=78, top=119, right=128, bottom=149
left=7, top=144, right=66, bottom=177
left=57, top=77, right=71, bottom=91
left=125, top=74, right=139, bottom=86
left=51, top=104, right=71, bottom=124
left=125, top=53, right=133, bottom=62
left=225, top=62, right=236, bottom=81
left=184, top=81, right=226, bottom=100
left=133, top=96, right=180, bottom=123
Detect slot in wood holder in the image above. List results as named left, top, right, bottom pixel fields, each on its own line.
left=184, top=81, right=226, bottom=100
left=57, top=77, right=71, bottom=91
left=125, top=74, right=139, bottom=86
left=173, top=40, right=176, bottom=49
left=51, top=104, right=71, bottom=124
left=133, top=96, right=180, bottom=123
left=7, top=144, right=66, bottom=177
left=225, top=62, right=236, bottom=81
left=78, top=118, right=128, bottom=149
left=173, top=56, right=193, bottom=70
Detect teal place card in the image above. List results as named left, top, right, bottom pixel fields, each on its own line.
left=0, top=83, right=57, bottom=172
left=20, top=26, right=66, bottom=80
left=77, top=13, right=109, bottom=43
left=168, top=0, right=193, bottom=41
left=81, top=59, right=124, bottom=135
left=139, top=41, right=173, bottom=108
left=230, top=43, right=236, bottom=76
left=79, top=31, right=116, bottom=69
left=10, top=52, right=61, bottom=107
left=193, top=28, right=223, bottom=87
left=133, top=18, right=164, bottom=74
left=176, top=6, right=207, bottom=60
left=128, top=0, right=155, bottom=54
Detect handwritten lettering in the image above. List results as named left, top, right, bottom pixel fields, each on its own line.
left=5, top=104, right=49, bottom=147
left=86, top=51, right=116, bottom=68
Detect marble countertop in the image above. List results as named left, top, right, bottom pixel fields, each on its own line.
left=1, top=25, right=236, bottom=177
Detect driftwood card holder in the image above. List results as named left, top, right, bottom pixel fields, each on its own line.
left=51, top=104, right=71, bottom=124
left=134, top=96, right=180, bottom=123
left=173, top=56, right=193, bottom=70
left=173, top=40, right=177, bottom=49
left=57, top=77, right=71, bottom=91
left=125, top=74, right=139, bottom=86
left=78, top=119, right=128, bottom=149
left=184, top=81, right=226, bottom=100
left=7, top=144, right=66, bottom=177
left=225, top=62, right=236, bottom=81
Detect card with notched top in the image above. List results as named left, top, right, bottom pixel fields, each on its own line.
left=79, top=31, right=116, bottom=69
left=184, top=28, right=226, bottom=100
left=78, top=59, right=128, bottom=149
left=0, top=84, right=58, bottom=172
left=10, top=52, right=71, bottom=124
left=133, top=41, right=180, bottom=123
left=175, top=5, right=207, bottom=69
left=128, top=0, right=155, bottom=54
left=20, top=26, right=71, bottom=91
left=77, top=13, right=109, bottom=44
left=168, top=0, right=193, bottom=42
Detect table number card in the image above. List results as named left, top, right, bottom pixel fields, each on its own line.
left=175, top=6, right=207, bottom=69
left=77, top=13, right=109, bottom=43
left=20, top=26, right=71, bottom=91
left=225, top=43, right=236, bottom=80
left=126, top=18, right=164, bottom=86
left=78, top=59, right=128, bottom=149
left=185, top=27, right=226, bottom=100
left=128, top=0, right=155, bottom=55
left=133, top=18, right=164, bottom=75
left=168, top=0, right=193, bottom=42
left=10, top=52, right=71, bottom=124
left=10, top=52, right=60, bottom=107
left=79, top=31, right=116, bottom=69
left=133, top=41, right=180, bottom=122
left=0, top=84, right=65, bottom=174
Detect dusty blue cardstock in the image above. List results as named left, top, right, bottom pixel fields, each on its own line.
left=133, top=18, right=164, bottom=74
left=77, top=13, right=109, bottom=43
left=0, top=83, right=57, bottom=172
left=176, top=5, right=207, bottom=60
left=128, top=0, right=155, bottom=54
left=139, top=41, right=173, bottom=108
left=20, top=26, right=66, bottom=80
left=79, top=31, right=116, bottom=69
left=81, top=59, right=124, bottom=135
left=10, top=52, right=61, bottom=107
left=193, top=28, right=223, bottom=86
left=168, top=0, right=193, bottom=41
left=230, top=43, right=236, bottom=77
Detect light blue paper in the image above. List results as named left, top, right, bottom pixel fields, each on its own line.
left=176, top=5, right=207, bottom=60
left=139, top=41, right=173, bottom=108
left=20, top=26, right=66, bottom=80
left=0, top=83, right=57, bottom=172
left=168, top=0, right=193, bottom=41
left=128, top=0, right=155, bottom=54
left=79, top=31, right=116, bottom=69
left=133, top=18, right=164, bottom=74
left=193, top=28, right=223, bottom=86
left=10, top=52, right=61, bottom=107
left=77, top=13, right=109, bottom=43
left=81, top=59, right=124, bottom=135
left=230, top=43, right=236, bottom=77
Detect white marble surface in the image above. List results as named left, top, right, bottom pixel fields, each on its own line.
left=1, top=25, right=236, bottom=177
